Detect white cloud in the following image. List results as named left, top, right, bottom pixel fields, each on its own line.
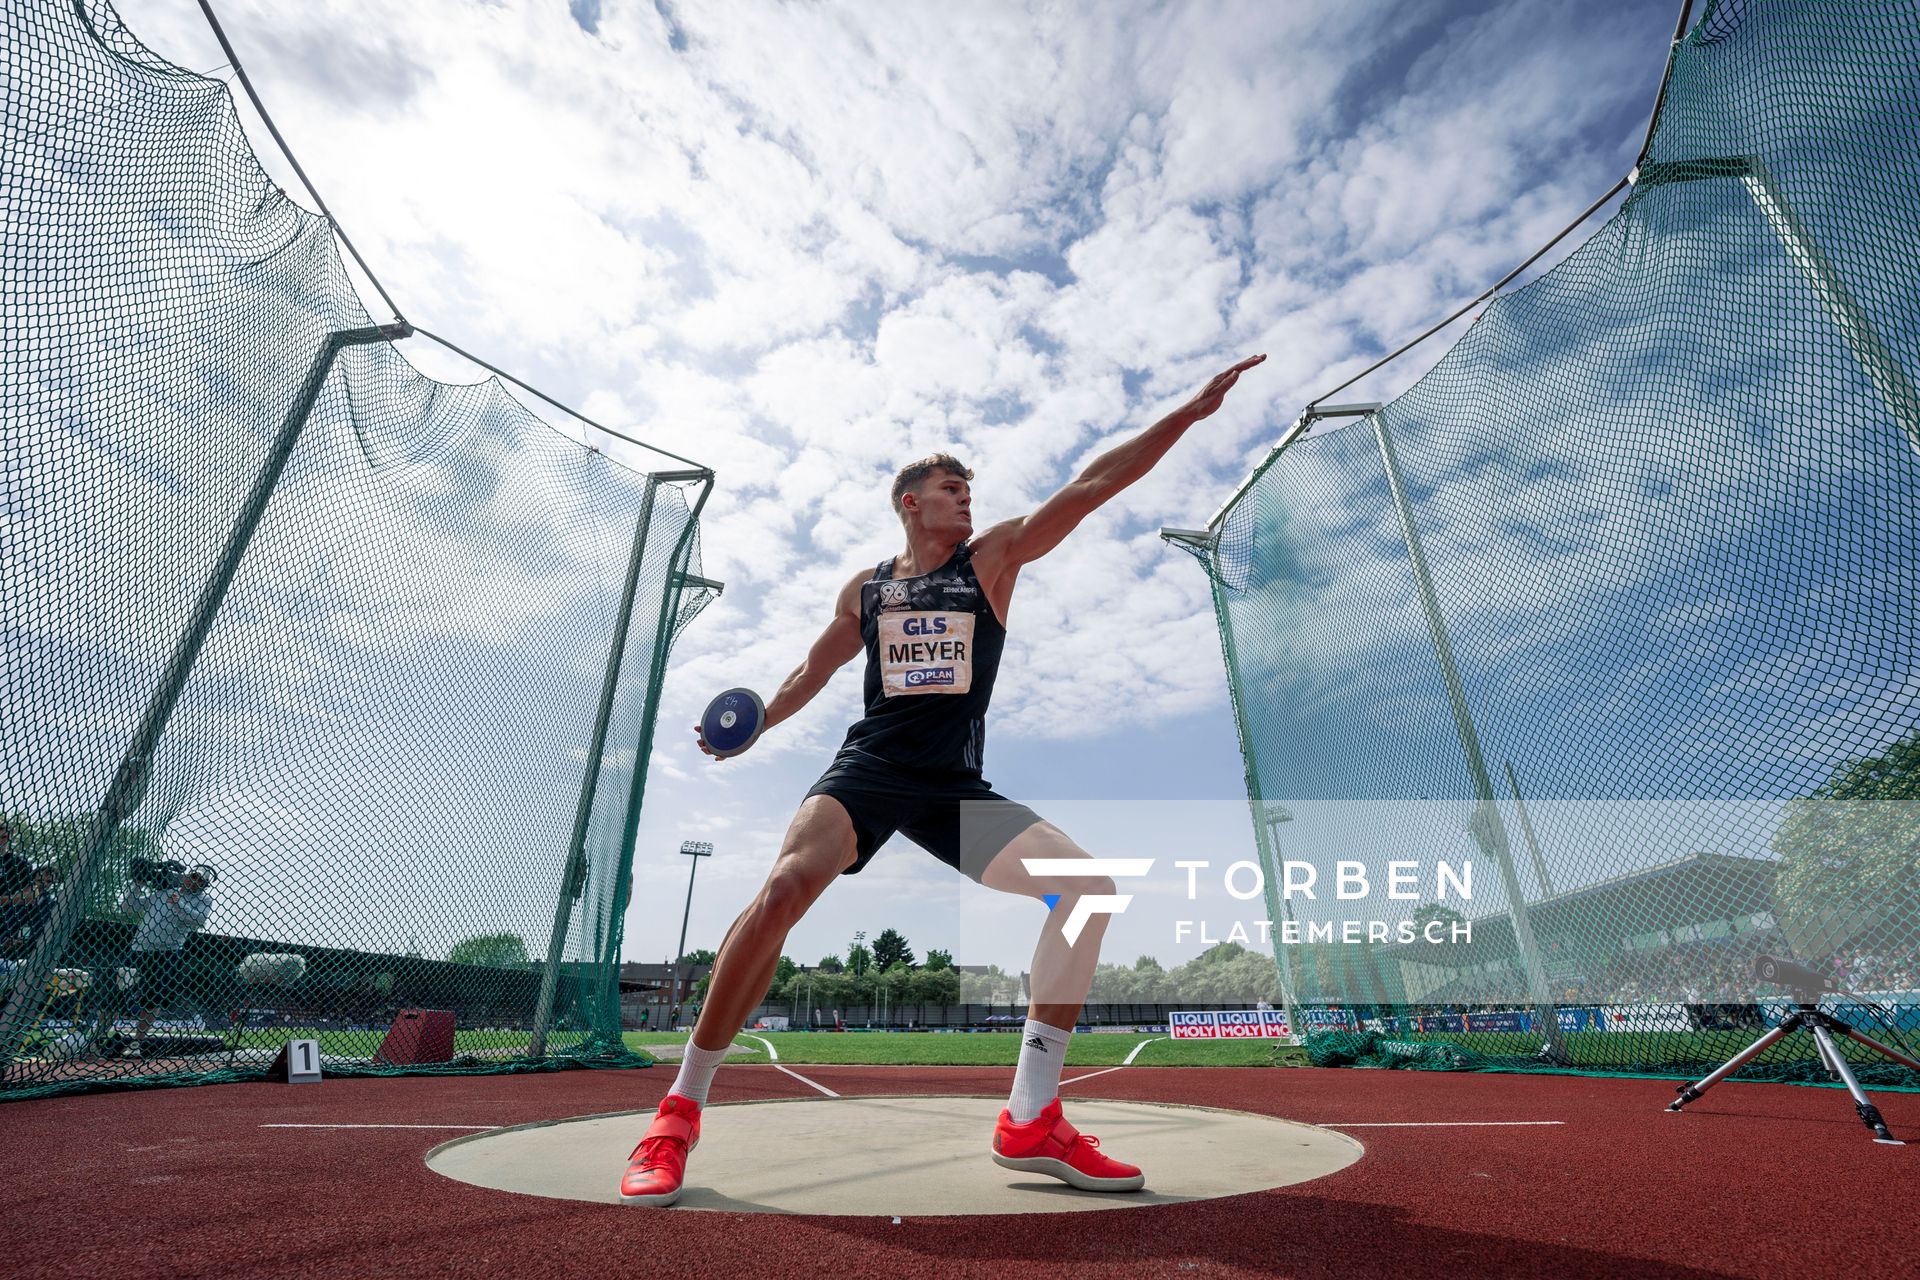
left=65, top=0, right=1688, bottom=969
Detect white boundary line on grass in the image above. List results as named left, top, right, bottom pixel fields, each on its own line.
left=740, top=1033, right=840, bottom=1098
left=1123, top=1037, right=1165, bottom=1065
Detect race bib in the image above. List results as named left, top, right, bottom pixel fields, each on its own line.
left=879, top=611, right=974, bottom=696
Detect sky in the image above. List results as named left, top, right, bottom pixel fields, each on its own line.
left=103, top=0, right=1690, bottom=975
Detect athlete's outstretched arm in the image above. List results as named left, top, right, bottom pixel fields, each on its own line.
left=696, top=568, right=866, bottom=758
left=976, top=354, right=1264, bottom=572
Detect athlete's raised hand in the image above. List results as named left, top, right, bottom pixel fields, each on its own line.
left=1179, top=354, right=1266, bottom=422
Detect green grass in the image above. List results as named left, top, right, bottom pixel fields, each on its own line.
left=228, top=1028, right=586, bottom=1059
left=623, top=1029, right=1308, bottom=1068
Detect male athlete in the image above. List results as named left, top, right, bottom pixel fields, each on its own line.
left=621, top=354, right=1265, bottom=1205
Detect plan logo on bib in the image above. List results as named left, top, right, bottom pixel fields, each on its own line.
left=880, top=611, right=974, bottom=695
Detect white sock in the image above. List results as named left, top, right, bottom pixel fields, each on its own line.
left=668, top=1040, right=730, bottom=1106
left=1008, top=1019, right=1071, bottom=1123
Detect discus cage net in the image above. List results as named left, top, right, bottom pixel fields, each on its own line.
left=0, top=0, right=716, bottom=1099
left=1173, top=0, right=1920, bottom=1083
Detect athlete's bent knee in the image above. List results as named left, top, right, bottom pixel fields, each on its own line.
left=757, top=866, right=827, bottom=930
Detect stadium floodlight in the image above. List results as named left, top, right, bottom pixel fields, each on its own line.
left=670, top=841, right=716, bottom=1021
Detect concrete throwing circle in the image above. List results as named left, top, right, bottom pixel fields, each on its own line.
left=426, top=1095, right=1362, bottom=1215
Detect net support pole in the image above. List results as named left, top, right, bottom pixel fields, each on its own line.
left=1206, top=558, right=1301, bottom=1035
left=1165, top=525, right=1303, bottom=1039
left=1260, top=805, right=1304, bottom=1043
left=0, top=323, right=408, bottom=1071
left=1372, top=414, right=1567, bottom=1059
left=1504, top=761, right=1557, bottom=899
left=1634, top=156, right=1920, bottom=455
left=529, top=476, right=664, bottom=1058
left=1739, top=159, right=1920, bottom=456
left=597, top=474, right=716, bottom=1026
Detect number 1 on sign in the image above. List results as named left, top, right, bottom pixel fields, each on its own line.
left=288, top=1038, right=321, bottom=1084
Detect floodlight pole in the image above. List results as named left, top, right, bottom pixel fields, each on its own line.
left=0, top=323, right=409, bottom=1072
left=530, top=476, right=663, bottom=1058
left=669, top=841, right=714, bottom=1024
left=1372, top=412, right=1567, bottom=1060
left=1634, top=155, right=1920, bottom=456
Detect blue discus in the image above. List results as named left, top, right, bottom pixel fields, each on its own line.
left=701, top=687, right=766, bottom=758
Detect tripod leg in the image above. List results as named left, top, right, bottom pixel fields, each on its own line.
left=1669, top=1019, right=1795, bottom=1112
left=1811, top=1025, right=1904, bottom=1145
left=1812, top=1027, right=1843, bottom=1080
left=1837, top=1025, right=1920, bottom=1075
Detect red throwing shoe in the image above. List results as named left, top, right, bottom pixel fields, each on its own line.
left=619, top=1094, right=701, bottom=1206
left=991, top=1097, right=1144, bottom=1191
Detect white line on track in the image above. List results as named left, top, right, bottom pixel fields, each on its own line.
left=260, top=1123, right=496, bottom=1130
left=1058, top=1065, right=1125, bottom=1087
left=775, top=1066, right=840, bottom=1098
left=1123, top=1037, right=1165, bottom=1065
left=739, top=1034, right=840, bottom=1098
left=1316, top=1120, right=1566, bottom=1128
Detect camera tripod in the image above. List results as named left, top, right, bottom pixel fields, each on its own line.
left=1666, top=993, right=1920, bottom=1144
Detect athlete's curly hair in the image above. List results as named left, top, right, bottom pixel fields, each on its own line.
left=890, top=453, right=973, bottom=525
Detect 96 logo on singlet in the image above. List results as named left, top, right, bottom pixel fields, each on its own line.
left=879, top=611, right=974, bottom=696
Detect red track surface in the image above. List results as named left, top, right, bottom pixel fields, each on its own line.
left=4, top=1064, right=1913, bottom=1278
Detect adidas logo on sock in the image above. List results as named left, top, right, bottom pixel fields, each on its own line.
left=1024, top=1035, right=1049, bottom=1051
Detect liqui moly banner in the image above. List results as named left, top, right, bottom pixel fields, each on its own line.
left=1168, top=1009, right=1295, bottom=1039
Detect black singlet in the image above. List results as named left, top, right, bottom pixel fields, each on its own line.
left=837, top=542, right=1005, bottom=774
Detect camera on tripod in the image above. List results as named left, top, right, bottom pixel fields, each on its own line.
left=1665, top=950, right=1918, bottom=1144
left=1752, top=953, right=1834, bottom=998
left=128, top=856, right=189, bottom=890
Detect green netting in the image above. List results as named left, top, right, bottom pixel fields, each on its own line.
left=0, top=0, right=715, bottom=1099
left=1183, top=0, right=1920, bottom=1086
left=1306, top=1031, right=1491, bottom=1072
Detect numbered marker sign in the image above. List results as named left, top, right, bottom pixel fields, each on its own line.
left=277, top=1037, right=322, bottom=1084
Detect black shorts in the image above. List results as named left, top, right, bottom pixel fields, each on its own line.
left=805, top=750, right=1045, bottom=881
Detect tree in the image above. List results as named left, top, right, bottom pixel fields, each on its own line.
left=447, top=932, right=531, bottom=968
left=923, top=948, right=954, bottom=972
left=677, top=948, right=717, bottom=966
left=1166, top=942, right=1279, bottom=1003
left=906, top=966, right=960, bottom=1004
left=815, top=954, right=845, bottom=974
left=847, top=942, right=872, bottom=976
left=2, top=813, right=164, bottom=917
left=772, top=955, right=798, bottom=988
left=1773, top=730, right=1920, bottom=955
left=958, top=964, right=1020, bottom=1002
left=872, top=927, right=915, bottom=970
